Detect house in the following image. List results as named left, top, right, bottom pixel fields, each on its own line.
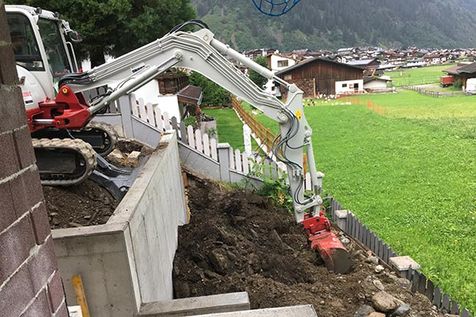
left=276, top=57, right=364, bottom=97
left=346, top=58, right=380, bottom=76
left=266, top=53, right=297, bottom=73
left=156, top=71, right=189, bottom=95
left=443, top=62, right=476, bottom=88
left=177, top=84, right=203, bottom=119
left=363, top=76, right=392, bottom=92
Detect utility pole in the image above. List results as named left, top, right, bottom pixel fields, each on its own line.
left=0, top=2, right=67, bottom=316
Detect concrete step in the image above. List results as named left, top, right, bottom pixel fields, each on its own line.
left=138, top=292, right=250, bottom=316
left=190, top=304, right=318, bottom=317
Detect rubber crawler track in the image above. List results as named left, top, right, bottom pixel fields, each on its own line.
left=83, top=121, right=119, bottom=156
left=32, top=138, right=96, bottom=186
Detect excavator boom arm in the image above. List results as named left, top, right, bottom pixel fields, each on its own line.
left=62, top=27, right=321, bottom=223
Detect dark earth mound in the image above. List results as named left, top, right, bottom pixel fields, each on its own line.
left=173, top=176, right=443, bottom=317
left=43, top=179, right=118, bottom=229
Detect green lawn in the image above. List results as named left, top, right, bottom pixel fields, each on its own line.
left=310, top=95, right=476, bottom=311
left=386, top=64, right=456, bottom=87
left=210, top=92, right=476, bottom=311
left=203, top=108, right=245, bottom=151
left=203, top=107, right=260, bottom=152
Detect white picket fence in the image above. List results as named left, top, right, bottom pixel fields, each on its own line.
left=124, top=93, right=314, bottom=190
left=130, top=94, right=173, bottom=131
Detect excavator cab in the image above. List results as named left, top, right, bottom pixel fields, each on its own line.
left=6, top=5, right=79, bottom=104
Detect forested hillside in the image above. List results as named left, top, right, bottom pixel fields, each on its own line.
left=191, top=0, right=476, bottom=50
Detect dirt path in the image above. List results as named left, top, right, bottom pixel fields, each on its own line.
left=174, top=176, right=444, bottom=317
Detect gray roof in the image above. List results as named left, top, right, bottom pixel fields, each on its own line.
left=347, top=59, right=378, bottom=66
left=458, top=62, right=476, bottom=74
left=276, top=57, right=363, bottom=76
left=444, top=62, right=476, bottom=75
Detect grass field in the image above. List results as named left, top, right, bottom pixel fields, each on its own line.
left=203, top=107, right=260, bottom=152
left=386, top=64, right=455, bottom=87
left=208, top=92, right=476, bottom=311
left=310, top=93, right=476, bottom=311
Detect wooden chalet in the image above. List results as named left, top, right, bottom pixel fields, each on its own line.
left=276, top=57, right=364, bottom=97
left=156, top=71, right=189, bottom=95
left=444, top=62, right=476, bottom=87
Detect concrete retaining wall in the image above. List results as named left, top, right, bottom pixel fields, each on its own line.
left=52, top=133, right=187, bottom=317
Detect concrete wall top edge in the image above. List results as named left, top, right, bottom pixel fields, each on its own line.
left=52, top=222, right=127, bottom=239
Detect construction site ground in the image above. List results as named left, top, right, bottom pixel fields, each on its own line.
left=43, top=138, right=150, bottom=229
left=173, top=176, right=445, bottom=317
left=43, top=179, right=118, bottom=229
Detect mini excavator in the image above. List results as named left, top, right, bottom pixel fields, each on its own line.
left=5, top=5, right=352, bottom=273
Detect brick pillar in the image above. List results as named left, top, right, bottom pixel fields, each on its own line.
left=0, top=4, right=68, bottom=317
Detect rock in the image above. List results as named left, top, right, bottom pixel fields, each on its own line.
left=372, top=291, right=399, bottom=312
left=375, top=265, right=385, bottom=273
left=353, top=250, right=365, bottom=258
left=354, top=304, right=375, bottom=317
left=366, top=256, right=379, bottom=265
left=391, top=304, right=411, bottom=316
left=107, top=148, right=125, bottom=165
left=208, top=249, right=230, bottom=274
left=397, top=277, right=411, bottom=288
left=340, top=237, right=351, bottom=245
left=368, top=313, right=386, bottom=317
left=126, top=151, right=141, bottom=166
left=372, top=279, right=385, bottom=291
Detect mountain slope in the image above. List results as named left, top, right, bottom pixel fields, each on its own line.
left=191, top=0, right=476, bottom=50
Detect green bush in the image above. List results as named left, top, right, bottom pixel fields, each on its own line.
left=189, top=72, right=231, bottom=106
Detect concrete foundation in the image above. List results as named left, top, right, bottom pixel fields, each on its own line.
left=189, top=305, right=318, bottom=317
left=52, top=133, right=187, bottom=317
left=139, top=292, right=250, bottom=316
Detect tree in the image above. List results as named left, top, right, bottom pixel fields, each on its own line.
left=6, top=0, right=195, bottom=66
left=248, top=55, right=268, bottom=88
left=189, top=72, right=231, bottom=107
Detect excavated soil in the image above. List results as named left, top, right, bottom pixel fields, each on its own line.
left=42, top=139, right=153, bottom=229
left=43, top=179, right=118, bottom=229
left=173, top=176, right=444, bottom=317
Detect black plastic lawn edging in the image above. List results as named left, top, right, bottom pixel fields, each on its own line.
left=328, top=198, right=473, bottom=317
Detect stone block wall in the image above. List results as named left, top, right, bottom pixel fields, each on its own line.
left=0, top=4, right=67, bottom=317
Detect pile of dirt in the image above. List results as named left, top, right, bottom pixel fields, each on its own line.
left=43, top=179, right=118, bottom=229
left=173, top=176, right=444, bottom=317
left=43, top=139, right=154, bottom=229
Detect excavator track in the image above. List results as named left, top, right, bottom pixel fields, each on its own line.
left=78, top=121, right=118, bottom=156
left=33, top=138, right=96, bottom=186
left=31, top=121, right=118, bottom=157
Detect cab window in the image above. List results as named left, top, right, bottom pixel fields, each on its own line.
left=38, top=18, right=71, bottom=81
left=6, top=12, right=44, bottom=71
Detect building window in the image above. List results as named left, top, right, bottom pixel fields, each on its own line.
left=342, top=83, right=347, bottom=88
left=278, top=60, right=289, bottom=67
left=284, top=74, right=292, bottom=81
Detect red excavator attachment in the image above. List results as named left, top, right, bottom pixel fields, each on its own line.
left=303, top=211, right=353, bottom=273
